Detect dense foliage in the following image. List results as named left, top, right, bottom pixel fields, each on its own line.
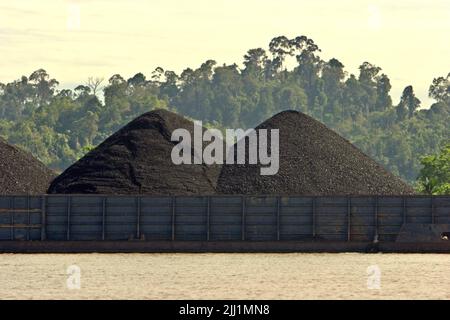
left=417, top=144, right=450, bottom=195
left=0, top=35, right=448, bottom=186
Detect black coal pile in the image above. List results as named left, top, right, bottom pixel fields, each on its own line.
left=0, top=137, right=55, bottom=194
left=218, top=110, right=415, bottom=195
left=48, top=109, right=220, bottom=195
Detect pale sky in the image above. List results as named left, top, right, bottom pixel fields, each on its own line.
left=1, top=0, right=449, bottom=107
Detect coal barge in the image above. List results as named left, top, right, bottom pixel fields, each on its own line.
left=2, top=110, right=447, bottom=253
left=0, top=194, right=449, bottom=253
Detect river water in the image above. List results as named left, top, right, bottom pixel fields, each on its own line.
left=0, top=253, right=449, bottom=299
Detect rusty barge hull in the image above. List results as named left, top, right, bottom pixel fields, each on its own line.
left=1, top=240, right=450, bottom=253
left=1, top=195, right=449, bottom=253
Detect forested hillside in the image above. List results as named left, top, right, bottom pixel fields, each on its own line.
left=0, top=35, right=448, bottom=183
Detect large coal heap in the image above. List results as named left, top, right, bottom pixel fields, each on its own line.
left=218, top=110, right=415, bottom=195
left=49, top=109, right=415, bottom=196
left=48, top=109, right=220, bottom=195
left=0, top=137, right=55, bottom=195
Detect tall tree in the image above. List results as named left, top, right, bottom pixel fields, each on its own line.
left=29, top=69, right=59, bottom=106
left=397, top=85, right=421, bottom=119
left=358, top=62, right=381, bottom=114
left=375, top=74, right=393, bottom=111
left=267, top=36, right=292, bottom=77
left=86, top=77, right=104, bottom=96
left=243, top=48, right=268, bottom=80
left=429, top=73, right=450, bottom=104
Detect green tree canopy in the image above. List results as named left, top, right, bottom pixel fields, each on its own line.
left=417, top=144, right=450, bottom=195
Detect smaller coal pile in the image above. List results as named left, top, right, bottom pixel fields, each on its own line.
left=0, top=137, right=55, bottom=195
left=48, top=109, right=220, bottom=195
left=217, top=110, right=415, bottom=195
